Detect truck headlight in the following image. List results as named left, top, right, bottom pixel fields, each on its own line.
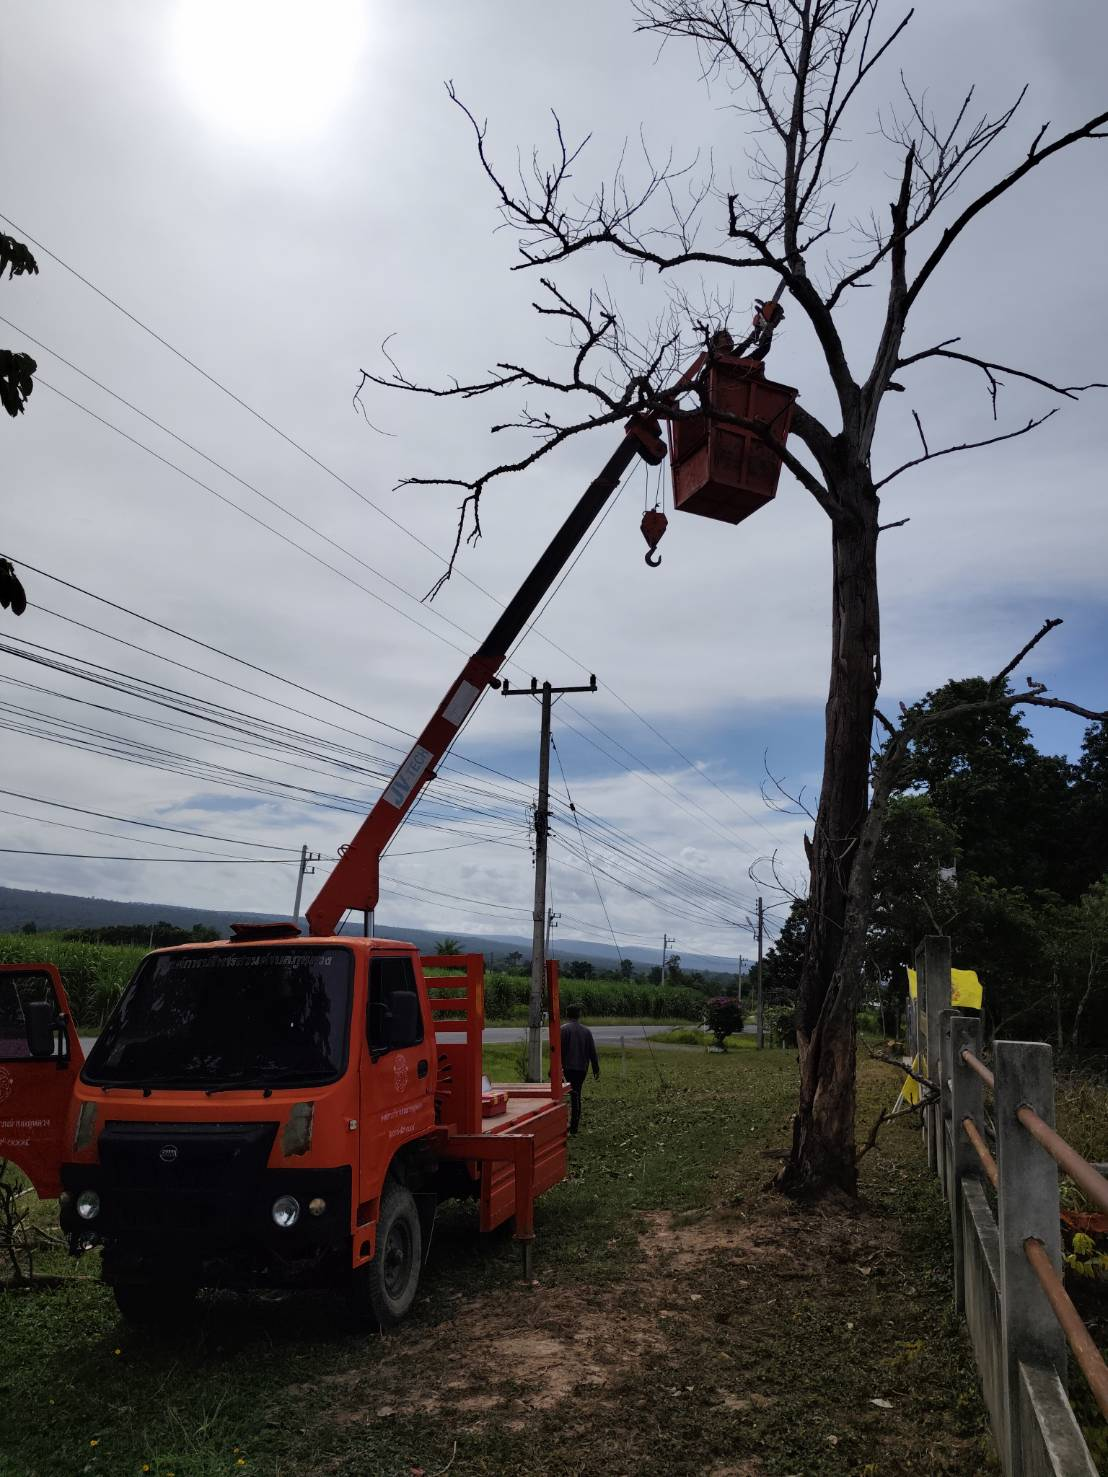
left=271, top=1194, right=300, bottom=1228
left=76, top=1189, right=101, bottom=1221
left=308, top=1197, right=327, bottom=1217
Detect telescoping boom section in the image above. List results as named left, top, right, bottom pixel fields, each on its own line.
left=305, top=414, right=667, bottom=937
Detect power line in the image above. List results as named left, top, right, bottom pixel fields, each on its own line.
left=0, top=848, right=295, bottom=863
left=32, top=377, right=748, bottom=860
left=0, top=645, right=757, bottom=934
left=0, top=804, right=290, bottom=860
left=12, top=365, right=792, bottom=871
left=0, top=316, right=444, bottom=612
left=0, top=574, right=765, bottom=920
left=550, top=730, right=623, bottom=965
left=0, top=785, right=302, bottom=850
left=36, top=378, right=475, bottom=659
left=0, top=233, right=800, bottom=858
left=2, top=555, right=533, bottom=794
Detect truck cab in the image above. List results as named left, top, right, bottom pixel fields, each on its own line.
left=1, top=933, right=566, bottom=1329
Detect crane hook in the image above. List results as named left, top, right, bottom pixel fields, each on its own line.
left=640, top=508, right=668, bottom=570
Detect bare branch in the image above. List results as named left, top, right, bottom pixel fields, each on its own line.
left=910, top=408, right=927, bottom=456
left=873, top=409, right=1058, bottom=490
left=906, top=107, right=1108, bottom=312
left=873, top=708, right=897, bottom=736
left=855, top=1096, right=931, bottom=1165
left=896, top=343, right=1108, bottom=419
left=989, top=617, right=1062, bottom=690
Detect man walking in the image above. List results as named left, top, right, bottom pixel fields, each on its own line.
left=560, top=1004, right=599, bottom=1134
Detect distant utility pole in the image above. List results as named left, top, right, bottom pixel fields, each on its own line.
left=546, top=907, right=561, bottom=957
left=660, top=933, right=676, bottom=986
left=738, top=955, right=744, bottom=1008
left=503, top=674, right=597, bottom=1081
left=755, top=897, right=765, bottom=1050
left=292, top=845, right=322, bottom=924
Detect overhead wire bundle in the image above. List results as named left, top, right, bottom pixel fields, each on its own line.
left=0, top=213, right=801, bottom=952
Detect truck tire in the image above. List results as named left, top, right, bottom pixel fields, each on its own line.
left=359, top=1179, right=422, bottom=1329
left=112, top=1281, right=198, bottom=1327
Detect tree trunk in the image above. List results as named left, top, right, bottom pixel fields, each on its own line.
left=1070, top=948, right=1100, bottom=1051
left=779, top=483, right=880, bottom=1197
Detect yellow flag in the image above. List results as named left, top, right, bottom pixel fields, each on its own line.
left=951, top=969, right=983, bottom=1010
left=904, top=964, right=982, bottom=1009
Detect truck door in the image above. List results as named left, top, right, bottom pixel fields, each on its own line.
left=359, top=954, right=435, bottom=1206
left=0, top=965, right=85, bottom=1198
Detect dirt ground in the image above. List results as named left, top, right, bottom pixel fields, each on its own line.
left=286, top=1178, right=995, bottom=1475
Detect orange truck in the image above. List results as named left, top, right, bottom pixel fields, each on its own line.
left=0, top=946, right=564, bottom=1326
left=0, top=414, right=670, bottom=1327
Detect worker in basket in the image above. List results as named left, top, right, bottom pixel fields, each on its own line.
left=560, top=1004, right=600, bottom=1134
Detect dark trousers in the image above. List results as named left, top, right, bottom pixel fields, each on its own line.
left=566, top=1069, right=588, bottom=1133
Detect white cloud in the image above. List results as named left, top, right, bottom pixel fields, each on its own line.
left=1, top=0, right=1105, bottom=955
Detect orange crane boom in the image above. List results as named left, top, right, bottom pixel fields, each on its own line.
left=305, top=415, right=666, bottom=937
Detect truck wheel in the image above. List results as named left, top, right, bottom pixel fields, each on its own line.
left=360, top=1180, right=422, bottom=1329
left=112, top=1281, right=198, bottom=1327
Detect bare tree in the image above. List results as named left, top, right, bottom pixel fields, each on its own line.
left=356, top=2, right=1107, bottom=1196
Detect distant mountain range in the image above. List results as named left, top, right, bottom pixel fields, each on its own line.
left=0, top=885, right=741, bottom=977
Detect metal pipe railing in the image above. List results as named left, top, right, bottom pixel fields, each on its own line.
left=961, top=1116, right=999, bottom=1189
left=960, top=1050, right=1108, bottom=1213
left=1024, top=1236, right=1108, bottom=1423
left=1017, top=1105, right=1108, bottom=1216
left=960, top=1048, right=995, bottom=1090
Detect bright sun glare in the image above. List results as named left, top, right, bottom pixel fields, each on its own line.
left=173, top=0, right=366, bottom=142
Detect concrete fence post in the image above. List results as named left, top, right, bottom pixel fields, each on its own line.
left=995, top=1040, right=1067, bottom=1476
left=922, top=936, right=951, bottom=1177
left=939, top=1007, right=956, bottom=1203
left=948, top=1014, right=984, bottom=1313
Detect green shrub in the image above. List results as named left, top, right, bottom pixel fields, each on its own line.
left=772, top=1006, right=798, bottom=1048
left=703, top=996, right=744, bottom=1048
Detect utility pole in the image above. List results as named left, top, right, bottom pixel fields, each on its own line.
left=293, top=845, right=322, bottom=924
left=755, top=897, right=765, bottom=1050
left=503, top=674, right=597, bottom=1081
left=738, top=955, right=744, bottom=1008
left=660, top=933, right=676, bottom=986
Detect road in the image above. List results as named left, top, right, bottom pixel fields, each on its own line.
left=76, top=1022, right=678, bottom=1057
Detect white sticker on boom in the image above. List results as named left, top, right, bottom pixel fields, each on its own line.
left=442, top=680, right=481, bottom=729
left=382, top=744, right=433, bottom=810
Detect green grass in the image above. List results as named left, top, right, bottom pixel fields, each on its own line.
left=0, top=1043, right=1019, bottom=1477
left=652, top=1026, right=759, bottom=1048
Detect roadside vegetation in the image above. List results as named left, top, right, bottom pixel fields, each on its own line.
left=5, top=1046, right=1099, bottom=1475
left=0, top=932, right=145, bottom=1029
left=0, top=934, right=707, bottom=1030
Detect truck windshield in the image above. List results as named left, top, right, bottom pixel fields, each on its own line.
left=83, top=947, right=353, bottom=1090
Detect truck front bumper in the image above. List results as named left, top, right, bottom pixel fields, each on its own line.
left=60, top=1161, right=353, bottom=1289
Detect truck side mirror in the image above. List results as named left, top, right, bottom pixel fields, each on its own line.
left=388, top=990, right=420, bottom=1049
left=25, top=1000, right=58, bottom=1059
